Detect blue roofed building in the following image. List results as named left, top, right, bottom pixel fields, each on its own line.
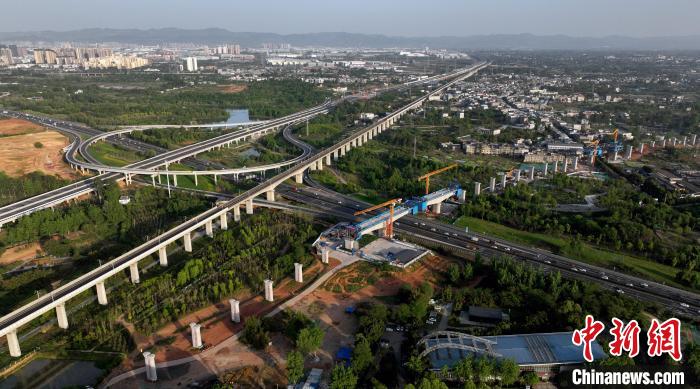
left=421, top=331, right=606, bottom=378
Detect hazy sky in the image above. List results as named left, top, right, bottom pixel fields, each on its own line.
left=5, top=0, right=700, bottom=37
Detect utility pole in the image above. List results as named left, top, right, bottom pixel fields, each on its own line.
left=413, top=136, right=417, bottom=159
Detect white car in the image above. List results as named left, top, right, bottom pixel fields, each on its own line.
left=616, top=289, right=625, bottom=294
left=601, top=275, right=609, bottom=280
left=641, top=283, right=649, bottom=288
left=680, top=303, right=690, bottom=308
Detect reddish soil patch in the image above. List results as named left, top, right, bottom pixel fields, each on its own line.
left=0, top=118, right=45, bottom=136
left=0, top=130, right=76, bottom=179
left=218, top=84, right=248, bottom=94
left=0, top=243, right=44, bottom=265
left=116, top=261, right=326, bottom=371
left=293, top=255, right=452, bottom=369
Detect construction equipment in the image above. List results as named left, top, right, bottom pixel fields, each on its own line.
left=590, top=139, right=600, bottom=165
left=418, top=164, right=458, bottom=195
left=354, top=198, right=402, bottom=238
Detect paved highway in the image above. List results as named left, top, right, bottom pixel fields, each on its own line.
left=279, top=176, right=700, bottom=317
left=0, top=64, right=486, bottom=343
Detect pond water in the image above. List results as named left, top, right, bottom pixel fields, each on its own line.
left=0, top=358, right=104, bottom=389
left=223, top=109, right=250, bottom=124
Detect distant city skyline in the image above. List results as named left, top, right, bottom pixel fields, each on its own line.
left=4, top=0, right=700, bottom=38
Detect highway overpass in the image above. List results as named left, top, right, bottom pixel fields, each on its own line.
left=0, top=63, right=488, bottom=357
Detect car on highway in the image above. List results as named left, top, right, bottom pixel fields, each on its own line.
left=680, top=303, right=690, bottom=308
left=601, top=275, right=609, bottom=280
left=544, top=260, right=552, bottom=264
left=626, top=283, right=634, bottom=287
left=616, top=289, right=625, bottom=294
left=641, top=283, right=649, bottom=288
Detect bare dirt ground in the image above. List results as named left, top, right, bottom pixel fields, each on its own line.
left=0, top=118, right=45, bottom=136
left=0, top=121, right=76, bottom=179
left=106, top=261, right=327, bottom=383
left=293, top=255, right=452, bottom=369
left=218, top=84, right=248, bottom=94
left=0, top=242, right=44, bottom=265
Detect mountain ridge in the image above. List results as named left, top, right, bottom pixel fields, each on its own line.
left=1, top=28, right=699, bottom=50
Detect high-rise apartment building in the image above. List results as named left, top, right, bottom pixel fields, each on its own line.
left=184, top=57, right=198, bottom=72
left=34, top=49, right=57, bottom=64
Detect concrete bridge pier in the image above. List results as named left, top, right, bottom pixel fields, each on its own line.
left=321, top=248, right=329, bottom=264
left=205, top=220, right=214, bottom=237
left=294, top=263, right=303, bottom=283
left=229, top=299, right=240, bottom=322
left=433, top=202, right=442, bottom=214
left=474, top=182, right=481, bottom=197
left=345, top=143, right=351, bottom=153
left=626, top=145, right=633, bottom=159
left=233, top=206, right=241, bottom=222
left=173, top=175, right=178, bottom=187
left=194, top=174, right=198, bottom=187
left=529, top=167, right=535, bottom=181
left=543, top=163, right=548, bottom=176
left=129, top=263, right=140, bottom=284
left=489, top=177, right=496, bottom=192
left=220, top=213, right=228, bottom=230
left=662, top=139, right=667, bottom=148
left=573, top=157, right=578, bottom=171
left=317, top=159, right=324, bottom=171
left=183, top=232, right=193, bottom=252
left=563, top=159, right=569, bottom=173
left=682, top=136, right=687, bottom=147
left=692, top=134, right=697, bottom=146
left=144, top=352, right=157, bottom=382
left=294, top=173, right=303, bottom=184
left=96, top=281, right=108, bottom=305
left=56, top=303, right=69, bottom=329
left=639, top=143, right=645, bottom=154
left=190, top=323, right=203, bottom=348
left=266, top=190, right=276, bottom=202
left=458, top=190, right=466, bottom=203
left=6, top=330, right=21, bottom=357
left=264, top=279, right=274, bottom=302
left=246, top=199, right=254, bottom=215
left=151, top=175, right=156, bottom=187
left=500, top=173, right=507, bottom=189
left=340, top=147, right=346, bottom=157
left=553, top=160, right=559, bottom=173
left=515, top=170, right=521, bottom=182
left=325, top=154, right=332, bottom=166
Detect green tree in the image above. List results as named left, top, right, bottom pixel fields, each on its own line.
left=286, top=350, right=304, bottom=385
left=415, top=377, right=448, bottom=389
left=240, top=316, right=269, bottom=350
left=498, top=359, right=520, bottom=386
left=296, top=325, right=324, bottom=356
left=330, top=364, right=358, bottom=389
left=522, top=371, right=539, bottom=386
left=351, top=335, right=373, bottom=374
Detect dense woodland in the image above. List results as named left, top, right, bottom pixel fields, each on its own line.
left=0, top=184, right=209, bottom=315
left=460, top=178, right=700, bottom=289
left=64, top=210, right=318, bottom=352
left=0, top=171, right=69, bottom=206
left=2, top=76, right=330, bottom=127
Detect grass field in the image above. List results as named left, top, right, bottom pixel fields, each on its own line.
left=89, top=142, right=145, bottom=167
left=454, top=215, right=688, bottom=290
